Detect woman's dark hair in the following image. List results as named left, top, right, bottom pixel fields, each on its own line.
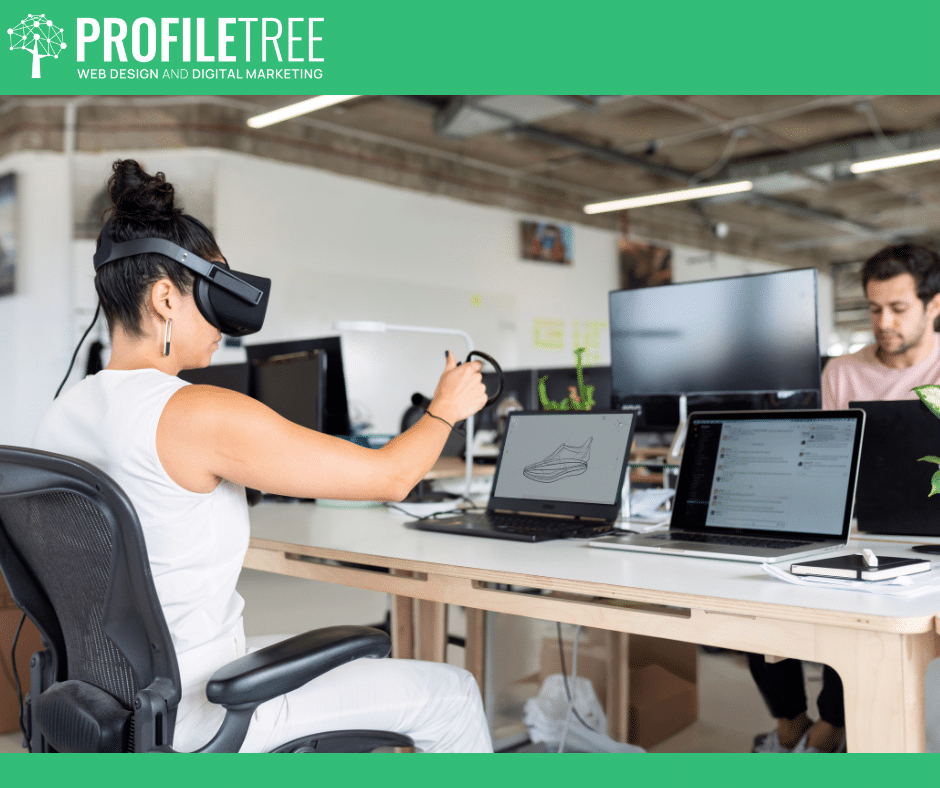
left=861, top=243, right=940, bottom=306
left=94, top=159, right=223, bottom=336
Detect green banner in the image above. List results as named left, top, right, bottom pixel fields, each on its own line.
left=3, top=0, right=940, bottom=94
left=3, top=0, right=939, bottom=780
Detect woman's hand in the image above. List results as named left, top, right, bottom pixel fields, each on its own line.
left=429, top=351, right=487, bottom=424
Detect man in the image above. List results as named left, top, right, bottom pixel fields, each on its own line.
left=824, top=243, right=940, bottom=410
left=752, top=243, right=940, bottom=753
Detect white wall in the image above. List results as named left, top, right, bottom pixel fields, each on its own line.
left=0, top=153, right=73, bottom=447
left=1, top=147, right=833, bottom=442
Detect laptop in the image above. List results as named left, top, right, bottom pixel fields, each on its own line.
left=589, top=409, right=865, bottom=563
left=408, top=411, right=636, bottom=541
left=850, top=399, right=940, bottom=536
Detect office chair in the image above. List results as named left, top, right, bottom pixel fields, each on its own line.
left=0, top=445, right=414, bottom=753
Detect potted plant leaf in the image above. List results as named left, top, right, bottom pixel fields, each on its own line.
left=913, top=384, right=940, bottom=495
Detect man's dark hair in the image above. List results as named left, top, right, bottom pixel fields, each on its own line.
left=861, top=243, right=940, bottom=306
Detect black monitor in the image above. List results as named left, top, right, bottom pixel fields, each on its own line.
left=251, top=350, right=326, bottom=433
left=476, top=369, right=538, bottom=431
left=178, top=362, right=251, bottom=394
left=609, top=269, right=822, bottom=431
left=534, top=364, right=612, bottom=411
left=245, top=336, right=352, bottom=435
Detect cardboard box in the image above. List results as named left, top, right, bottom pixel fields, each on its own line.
left=539, top=637, right=610, bottom=707
left=628, top=663, right=697, bottom=749
left=630, top=634, right=697, bottom=684
left=0, top=605, right=43, bottom=736
left=538, top=628, right=698, bottom=748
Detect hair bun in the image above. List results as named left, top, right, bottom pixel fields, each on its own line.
left=107, top=159, right=182, bottom=223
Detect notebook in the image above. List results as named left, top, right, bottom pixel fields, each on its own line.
left=589, top=409, right=865, bottom=563
left=849, top=400, right=940, bottom=536
left=407, top=411, right=636, bottom=542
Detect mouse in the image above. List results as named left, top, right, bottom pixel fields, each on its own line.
left=911, top=544, right=940, bottom=555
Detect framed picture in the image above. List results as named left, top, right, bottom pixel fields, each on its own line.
left=618, top=238, right=672, bottom=290
left=520, top=220, right=572, bottom=265
left=0, top=173, right=16, bottom=297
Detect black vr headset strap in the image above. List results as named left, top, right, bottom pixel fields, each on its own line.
left=93, top=233, right=264, bottom=306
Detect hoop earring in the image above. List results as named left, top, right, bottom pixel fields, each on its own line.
left=163, top=318, right=173, bottom=357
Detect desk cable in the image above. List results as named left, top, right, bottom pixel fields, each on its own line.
left=383, top=499, right=483, bottom=520
left=555, top=622, right=596, bottom=753
left=7, top=612, right=28, bottom=751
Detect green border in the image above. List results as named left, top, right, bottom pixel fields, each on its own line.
left=3, top=1, right=940, bottom=94
left=3, top=0, right=938, bottom=780
left=0, top=752, right=931, bottom=782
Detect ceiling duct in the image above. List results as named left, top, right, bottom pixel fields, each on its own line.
left=433, top=95, right=603, bottom=138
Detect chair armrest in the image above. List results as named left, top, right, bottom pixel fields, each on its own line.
left=205, top=625, right=391, bottom=709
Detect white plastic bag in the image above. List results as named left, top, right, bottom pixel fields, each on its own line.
left=523, top=674, right=645, bottom=753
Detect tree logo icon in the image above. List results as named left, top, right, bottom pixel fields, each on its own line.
left=8, top=13, right=67, bottom=78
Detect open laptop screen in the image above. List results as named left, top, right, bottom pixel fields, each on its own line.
left=673, top=411, right=864, bottom=539
left=492, top=412, right=635, bottom=507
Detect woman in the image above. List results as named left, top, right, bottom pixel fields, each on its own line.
left=33, top=159, right=492, bottom=753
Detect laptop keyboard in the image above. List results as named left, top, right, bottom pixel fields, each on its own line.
left=489, top=513, right=616, bottom=540
left=648, top=531, right=812, bottom=550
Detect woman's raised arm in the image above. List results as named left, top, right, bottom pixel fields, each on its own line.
left=156, top=351, right=486, bottom=500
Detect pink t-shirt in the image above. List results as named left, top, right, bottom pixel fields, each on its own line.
left=822, top=333, right=940, bottom=410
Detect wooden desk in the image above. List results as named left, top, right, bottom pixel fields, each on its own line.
left=244, top=503, right=940, bottom=752
left=424, top=456, right=495, bottom=480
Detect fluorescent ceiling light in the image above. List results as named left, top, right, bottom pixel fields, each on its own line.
left=849, top=148, right=940, bottom=174
left=247, top=96, right=361, bottom=128
left=583, top=180, right=753, bottom=214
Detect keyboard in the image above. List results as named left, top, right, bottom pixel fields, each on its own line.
left=408, top=511, right=617, bottom=542
left=489, top=513, right=617, bottom=540
left=647, top=531, right=811, bottom=550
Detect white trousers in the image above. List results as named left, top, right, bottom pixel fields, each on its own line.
left=173, top=629, right=493, bottom=753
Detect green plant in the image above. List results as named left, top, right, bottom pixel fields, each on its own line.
left=538, top=347, right=596, bottom=411
left=913, top=385, right=940, bottom=495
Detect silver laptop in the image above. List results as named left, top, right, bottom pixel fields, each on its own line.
left=590, top=409, right=865, bottom=563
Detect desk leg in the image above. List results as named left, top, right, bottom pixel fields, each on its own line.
left=606, top=631, right=630, bottom=743
left=465, top=608, right=486, bottom=694
left=390, top=594, right=415, bottom=660
left=819, top=627, right=940, bottom=752
left=389, top=569, right=416, bottom=660
left=416, top=600, right=448, bottom=662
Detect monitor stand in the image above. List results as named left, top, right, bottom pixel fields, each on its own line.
left=668, top=394, right=689, bottom=464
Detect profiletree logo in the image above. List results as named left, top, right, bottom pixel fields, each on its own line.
left=8, top=13, right=66, bottom=78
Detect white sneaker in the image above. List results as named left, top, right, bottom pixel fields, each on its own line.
left=792, top=731, right=846, bottom=753
left=752, top=730, right=797, bottom=753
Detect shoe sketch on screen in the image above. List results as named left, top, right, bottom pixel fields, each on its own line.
left=523, top=437, right=592, bottom=482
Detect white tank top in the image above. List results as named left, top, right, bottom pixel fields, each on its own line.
left=32, top=369, right=250, bottom=677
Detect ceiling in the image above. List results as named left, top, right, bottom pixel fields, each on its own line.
left=5, top=94, right=940, bottom=271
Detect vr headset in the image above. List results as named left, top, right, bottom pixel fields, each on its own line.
left=93, top=219, right=270, bottom=336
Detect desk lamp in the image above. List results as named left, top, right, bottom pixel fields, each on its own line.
left=333, top=321, right=477, bottom=497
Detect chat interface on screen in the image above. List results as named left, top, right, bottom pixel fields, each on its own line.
left=683, top=418, right=856, bottom=535
left=493, top=413, right=633, bottom=506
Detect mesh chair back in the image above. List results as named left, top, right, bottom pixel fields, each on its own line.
left=0, top=446, right=181, bottom=713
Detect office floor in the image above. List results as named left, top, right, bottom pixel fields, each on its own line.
left=0, top=569, right=825, bottom=754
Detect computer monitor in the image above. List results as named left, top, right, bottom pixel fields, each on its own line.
left=251, top=350, right=326, bottom=433
left=534, top=365, right=612, bottom=411
left=609, top=269, right=822, bottom=431
left=476, top=369, right=538, bottom=431
left=178, top=362, right=251, bottom=394
left=245, top=336, right=352, bottom=435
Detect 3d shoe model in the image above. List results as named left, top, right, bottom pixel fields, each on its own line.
left=523, top=437, right=592, bottom=482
